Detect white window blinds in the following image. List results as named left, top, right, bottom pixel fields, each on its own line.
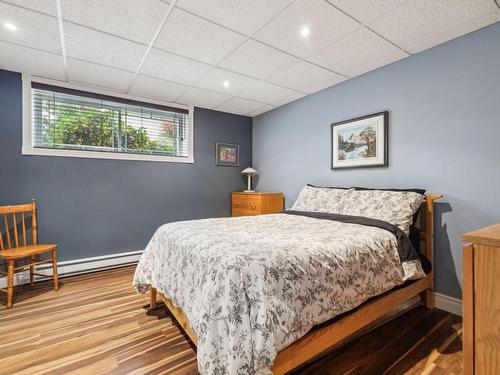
left=31, top=82, right=190, bottom=159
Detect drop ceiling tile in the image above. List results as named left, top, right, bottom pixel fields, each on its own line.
left=367, top=0, right=499, bottom=54
left=194, top=68, right=259, bottom=95
left=67, top=58, right=135, bottom=92
left=219, top=39, right=299, bottom=79
left=0, top=2, right=61, bottom=53
left=154, top=7, right=246, bottom=64
left=268, top=61, right=344, bottom=92
left=273, top=93, right=307, bottom=108
left=308, top=27, right=407, bottom=77
left=62, top=0, right=169, bottom=44
left=1, top=0, right=57, bottom=16
left=460, top=10, right=500, bottom=37
left=303, top=76, right=347, bottom=94
left=346, top=50, right=408, bottom=78
left=432, top=10, right=500, bottom=53
left=216, top=97, right=266, bottom=116
left=175, top=0, right=294, bottom=36
left=0, top=41, right=64, bottom=79
left=141, top=48, right=211, bottom=86
left=129, top=75, right=188, bottom=102
left=239, top=80, right=304, bottom=106
left=254, top=0, right=361, bottom=58
left=326, top=0, right=409, bottom=24
left=177, top=87, right=232, bottom=109
left=247, top=104, right=274, bottom=117
left=64, top=22, right=146, bottom=72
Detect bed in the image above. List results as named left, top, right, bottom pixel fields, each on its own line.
left=133, top=187, right=441, bottom=374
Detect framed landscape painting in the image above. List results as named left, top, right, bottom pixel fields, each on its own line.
left=216, top=142, right=240, bottom=167
left=331, top=111, right=388, bottom=170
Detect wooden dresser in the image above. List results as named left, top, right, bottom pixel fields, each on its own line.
left=232, top=192, right=283, bottom=217
left=463, top=223, right=500, bottom=375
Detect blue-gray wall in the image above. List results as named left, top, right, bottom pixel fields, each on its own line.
left=0, top=69, right=252, bottom=261
left=253, top=22, right=500, bottom=299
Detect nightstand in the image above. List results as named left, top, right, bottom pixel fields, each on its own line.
left=232, top=192, right=284, bottom=217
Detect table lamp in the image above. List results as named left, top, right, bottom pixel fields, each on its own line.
left=241, top=167, right=257, bottom=192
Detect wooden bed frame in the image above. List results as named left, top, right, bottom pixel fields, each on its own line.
left=149, top=194, right=442, bottom=374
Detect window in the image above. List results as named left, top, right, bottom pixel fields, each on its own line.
left=23, top=76, right=193, bottom=163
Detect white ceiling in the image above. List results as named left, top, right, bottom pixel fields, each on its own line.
left=0, top=0, right=499, bottom=117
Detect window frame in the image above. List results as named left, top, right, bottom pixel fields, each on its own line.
left=22, top=74, right=194, bottom=164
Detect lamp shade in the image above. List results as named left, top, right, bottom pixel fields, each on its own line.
left=241, top=167, right=257, bottom=175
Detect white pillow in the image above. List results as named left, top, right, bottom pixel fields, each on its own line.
left=342, top=190, right=424, bottom=234
left=291, top=186, right=352, bottom=214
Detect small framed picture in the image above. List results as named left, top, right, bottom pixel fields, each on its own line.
left=216, top=142, right=240, bottom=167
left=331, top=111, right=388, bottom=170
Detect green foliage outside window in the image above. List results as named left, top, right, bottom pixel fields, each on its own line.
left=40, top=102, right=176, bottom=155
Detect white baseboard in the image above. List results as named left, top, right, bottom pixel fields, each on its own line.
left=0, top=250, right=142, bottom=288
left=435, top=292, right=462, bottom=316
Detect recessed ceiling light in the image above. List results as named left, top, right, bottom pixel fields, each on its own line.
left=222, top=81, right=230, bottom=88
left=3, top=22, right=18, bottom=31
left=300, top=27, right=310, bottom=38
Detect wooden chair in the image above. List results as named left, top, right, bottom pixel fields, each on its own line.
left=0, top=200, right=58, bottom=308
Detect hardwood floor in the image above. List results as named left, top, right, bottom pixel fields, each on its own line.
left=0, top=266, right=463, bottom=375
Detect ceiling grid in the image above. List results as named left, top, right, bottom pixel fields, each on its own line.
left=0, top=0, right=498, bottom=116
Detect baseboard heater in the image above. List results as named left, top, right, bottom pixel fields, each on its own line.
left=0, top=250, right=143, bottom=288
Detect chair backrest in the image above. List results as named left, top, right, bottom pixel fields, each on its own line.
left=0, top=200, right=38, bottom=251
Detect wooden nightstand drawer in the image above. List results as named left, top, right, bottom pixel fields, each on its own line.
left=232, top=192, right=283, bottom=217
left=232, top=194, right=261, bottom=210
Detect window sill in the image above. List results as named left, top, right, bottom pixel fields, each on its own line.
left=22, top=147, right=194, bottom=164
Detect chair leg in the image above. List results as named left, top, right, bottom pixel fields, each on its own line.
left=29, top=256, right=35, bottom=287
left=52, top=249, right=59, bottom=291
left=7, top=260, right=14, bottom=309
